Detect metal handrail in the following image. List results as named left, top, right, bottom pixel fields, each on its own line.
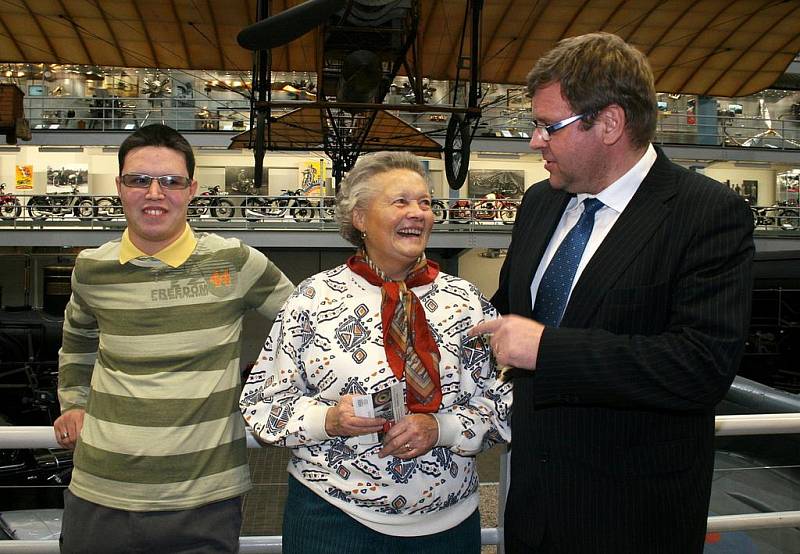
left=2, top=413, right=799, bottom=450
left=0, top=194, right=521, bottom=227
left=1, top=413, right=799, bottom=552
left=20, top=95, right=800, bottom=150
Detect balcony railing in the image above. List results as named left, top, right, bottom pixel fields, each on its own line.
left=0, top=194, right=522, bottom=229
left=1, top=411, right=798, bottom=553
left=21, top=96, right=800, bottom=150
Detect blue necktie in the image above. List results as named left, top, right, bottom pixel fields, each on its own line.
left=533, top=198, right=604, bottom=327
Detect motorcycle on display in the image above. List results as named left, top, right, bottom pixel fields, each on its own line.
left=0, top=183, right=22, bottom=220
left=319, top=197, right=336, bottom=222
left=242, top=189, right=315, bottom=223
left=775, top=200, right=799, bottom=229
left=448, top=199, right=473, bottom=223
left=93, top=196, right=124, bottom=221
left=431, top=199, right=448, bottom=223
left=26, top=185, right=95, bottom=221
left=473, top=193, right=519, bottom=224
left=188, top=185, right=235, bottom=222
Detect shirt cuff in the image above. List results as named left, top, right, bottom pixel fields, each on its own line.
left=432, top=413, right=460, bottom=447
left=303, top=405, right=333, bottom=441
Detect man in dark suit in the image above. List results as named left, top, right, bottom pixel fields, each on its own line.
left=471, top=33, right=754, bottom=553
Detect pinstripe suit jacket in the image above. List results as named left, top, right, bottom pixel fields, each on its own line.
left=493, top=147, right=754, bottom=553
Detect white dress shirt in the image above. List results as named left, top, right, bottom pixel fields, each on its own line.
left=530, top=144, right=658, bottom=311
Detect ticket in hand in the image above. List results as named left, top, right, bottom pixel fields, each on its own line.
left=352, top=382, right=405, bottom=444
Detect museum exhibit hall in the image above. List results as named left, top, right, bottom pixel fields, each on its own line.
left=0, top=0, right=799, bottom=552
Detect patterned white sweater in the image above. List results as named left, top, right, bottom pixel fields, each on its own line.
left=240, top=264, right=512, bottom=536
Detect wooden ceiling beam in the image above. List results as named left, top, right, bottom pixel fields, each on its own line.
left=205, top=0, right=225, bottom=69
left=417, top=0, right=440, bottom=78
left=0, top=14, right=27, bottom=60
left=499, top=0, right=547, bottom=84
left=732, top=4, right=800, bottom=97
left=608, top=0, right=660, bottom=44
left=674, top=6, right=756, bottom=95
left=480, top=0, right=513, bottom=69
left=641, top=2, right=695, bottom=57
left=93, top=0, right=129, bottom=67
left=649, top=0, right=728, bottom=86
left=132, top=0, right=160, bottom=67
left=556, top=0, right=592, bottom=42
left=597, top=0, right=630, bottom=32
left=169, top=0, right=193, bottom=68
left=420, top=0, right=446, bottom=74
left=18, top=0, right=61, bottom=63
left=55, top=0, right=95, bottom=66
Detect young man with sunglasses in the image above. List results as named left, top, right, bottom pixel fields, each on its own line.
left=472, top=33, right=754, bottom=552
left=53, top=124, right=293, bottom=553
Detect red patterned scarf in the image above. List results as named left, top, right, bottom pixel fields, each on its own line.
left=347, top=251, right=442, bottom=413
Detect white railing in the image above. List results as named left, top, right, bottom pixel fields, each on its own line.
left=1, top=413, right=799, bottom=552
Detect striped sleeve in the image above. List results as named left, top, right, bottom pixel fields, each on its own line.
left=239, top=244, right=293, bottom=320
left=58, top=257, right=100, bottom=412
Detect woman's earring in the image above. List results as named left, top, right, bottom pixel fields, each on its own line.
left=361, top=230, right=367, bottom=239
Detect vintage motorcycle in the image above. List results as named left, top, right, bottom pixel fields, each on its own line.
left=0, top=183, right=22, bottom=220
left=775, top=200, right=799, bottom=229
left=242, top=189, right=318, bottom=223
left=447, top=199, right=473, bottom=223
left=473, top=193, right=519, bottom=224
left=188, top=185, right=235, bottom=221
left=26, top=185, right=95, bottom=220
left=431, top=199, right=448, bottom=223
left=92, top=196, right=124, bottom=220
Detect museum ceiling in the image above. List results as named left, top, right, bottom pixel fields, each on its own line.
left=0, top=0, right=798, bottom=97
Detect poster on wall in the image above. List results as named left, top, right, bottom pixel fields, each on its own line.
left=299, top=159, right=326, bottom=195
left=15, top=165, right=33, bottom=189
left=225, top=166, right=262, bottom=195
left=743, top=180, right=758, bottom=205
left=46, top=164, right=88, bottom=193
left=194, top=166, right=226, bottom=193
left=467, top=169, right=524, bottom=199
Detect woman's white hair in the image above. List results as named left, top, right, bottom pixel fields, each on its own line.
left=335, top=151, right=431, bottom=246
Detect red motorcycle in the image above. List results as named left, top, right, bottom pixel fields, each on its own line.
left=0, top=183, right=22, bottom=220
left=473, top=193, right=519, bottom=224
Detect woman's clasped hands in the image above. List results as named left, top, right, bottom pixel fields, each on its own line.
left=324, top=395, right=438, bottom=459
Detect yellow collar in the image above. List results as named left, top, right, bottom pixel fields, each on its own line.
left=119, top=224, right=197, bottom=268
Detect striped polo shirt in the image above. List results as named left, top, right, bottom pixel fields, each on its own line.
left=58, top=229, right=292, bottom=511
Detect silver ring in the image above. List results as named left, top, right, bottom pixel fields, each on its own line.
left=61, top=432, right=69, bottom=439
left=404, top=443, right=412, bottom=451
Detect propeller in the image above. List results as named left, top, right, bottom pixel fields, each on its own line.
left=237, top=0, right=347, bottom=51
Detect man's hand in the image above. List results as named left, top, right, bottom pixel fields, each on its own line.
left=54, top=408, right=85, bottom=450
left=325, top=394, right=386, bottom=437
left=379, top=413, right=438, bottom=459
left=469, top=315, right=545, bottom=370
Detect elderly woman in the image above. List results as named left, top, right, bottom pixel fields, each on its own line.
left=240, top=151, right=511, bottom=553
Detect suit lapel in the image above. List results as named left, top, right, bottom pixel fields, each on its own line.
left=562, top=151, right=678, bottom=328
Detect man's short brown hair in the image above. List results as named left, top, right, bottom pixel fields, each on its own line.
left=527, top=32, right=657, bottom=148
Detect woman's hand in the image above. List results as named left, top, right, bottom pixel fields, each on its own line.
left=325, top=394, right=386, bottom=437
left=379, top=413, right=438, bottom=459
left=54, top=408, right=85, bottom=449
